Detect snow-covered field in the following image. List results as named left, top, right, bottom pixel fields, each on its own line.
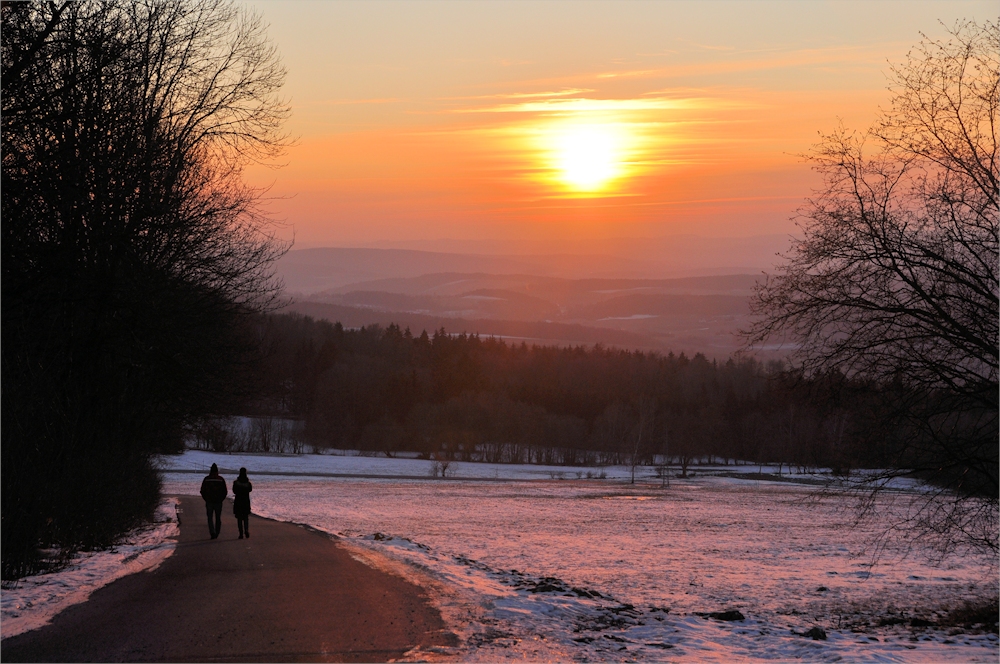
left=163, top=451, right=997, bottom=662
left=4, top=449, right=996, bottom=662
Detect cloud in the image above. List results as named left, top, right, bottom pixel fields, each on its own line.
left=593, top=42, right=904, bottom=81
left=444, top=88, right=595, bottom=101
left=454, top=96, right=729, bottom=115
left=441, top=88, right=768, bottom=122
left=306, top=98, right=404, bottom=107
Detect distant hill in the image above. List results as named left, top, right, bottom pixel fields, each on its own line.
left=276, top=248, right=545, bottom=293
left=274, top=244, right=779, bottom=357
left=357, top=233, right=793, bottom=274
left=319, top=272, right=761, bottom=300
left=275, top=237, right=788, bottom=294
left=571, top=293, right=750, bottom=320
left=282, top=301, right=666, bottom=351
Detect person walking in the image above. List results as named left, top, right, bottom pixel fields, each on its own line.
left=199, top=463, right=228, bottom=539
left=232, top=467, right=253, bottom=539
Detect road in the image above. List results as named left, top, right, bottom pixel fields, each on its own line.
left=2, top=495, right=456, bottom=662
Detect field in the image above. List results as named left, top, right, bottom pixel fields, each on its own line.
left=161, top=451, right=997, bottom=661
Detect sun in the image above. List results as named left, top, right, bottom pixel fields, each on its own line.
left=550, top=124, right=624, bottom=192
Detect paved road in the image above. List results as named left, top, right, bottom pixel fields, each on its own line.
left=2, top=495, right=456, bottom=662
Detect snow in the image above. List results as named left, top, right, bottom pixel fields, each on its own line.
left=4, top=449, right=994, bottom=661
left=1, top=498, right=180, bottom=640
left=160, top=448, right=640, bottom=481
left=161, top=451, right=998, bottom=662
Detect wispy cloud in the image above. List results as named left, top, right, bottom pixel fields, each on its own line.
left=454, top=95, right=735, bottom=115
left=445, top=88, right=595, bottom=101
left=594, top=42, right=904, bottom=81
left=689, top=42, right=737, bottom=52
left=308, top=98, right=404, bottom=107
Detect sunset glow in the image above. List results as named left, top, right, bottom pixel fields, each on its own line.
left=237, top=0, right=991, bottom=249
left=549, top=123, right=626, bottom=192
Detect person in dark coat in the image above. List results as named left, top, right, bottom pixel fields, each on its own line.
left=232, top=467, right=253, bottom=539
left=199, top=463, right=227, bottom=539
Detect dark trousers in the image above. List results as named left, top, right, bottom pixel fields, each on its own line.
left=236, top=514, right=249, bottom=537
left=205, top=502, right=223, bottom=538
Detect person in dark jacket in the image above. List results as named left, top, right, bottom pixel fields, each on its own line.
left=232, top=467, right=253, bottom=539
left=199, top=463, right=228, bottom=539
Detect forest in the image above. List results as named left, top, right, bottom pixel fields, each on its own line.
left=195, top=312, right=914, bottom=476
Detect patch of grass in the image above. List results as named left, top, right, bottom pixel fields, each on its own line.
left=939, top=598, right=999, bottom=633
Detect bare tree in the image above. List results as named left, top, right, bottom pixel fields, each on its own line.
left=2, top=0, right=289, bottom=578
left=628, top=398, right=656, bottom=484
left=657, top=419, right=671, bottom=488
left=746, top=21, right=998, bottom=556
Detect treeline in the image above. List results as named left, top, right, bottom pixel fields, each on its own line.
left=210, top=313, right=903, bottom=472
left=1, top=2, right=288, bottom=579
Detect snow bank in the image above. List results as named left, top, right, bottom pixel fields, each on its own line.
left=0, top=498, right=180, bottom=640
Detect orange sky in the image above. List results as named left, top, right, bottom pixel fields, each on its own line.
left=242, top=1, right=993, bottom=250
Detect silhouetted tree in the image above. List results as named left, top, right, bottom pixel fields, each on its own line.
left=747, top=21, right=998, bottom=556
left=627, top=398, right=656, bottom=484
left=2, top=0, right=289, bottom=577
